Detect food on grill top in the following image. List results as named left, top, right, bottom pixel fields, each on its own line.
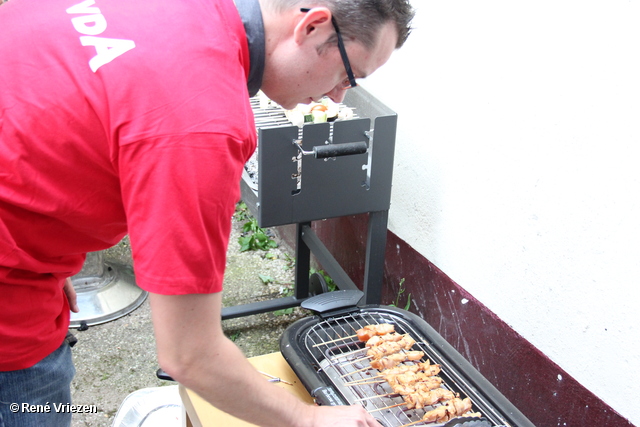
left=370, top=350, right=424, bottom=370
left=367, top=335, right=416, bottom=359
left=384, top=371, right=443, bottom=388
left=379, top=361, right=435, bottom=376
left=419, top=398, right=478, bottom=424
left=342, top=324, right=481, bottom=423
left=374, top=388, right=458, bottom=414
left=365, top=332, right=405, bottom=348
left=374, top=361, right=480, bottom=424
left=403, top=387, right=457, bottom=410
left=390, top=377, right=444, bottom=396
left=284, top=98, right=353, bottom=126
left=388, top=362, right=440, bottom=378
left=345, top=361, right=442, bottom=386
left=356, top=323, right=395, bottom=342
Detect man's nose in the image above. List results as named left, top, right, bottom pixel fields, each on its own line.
left=326, top=86, right=348, bottom=104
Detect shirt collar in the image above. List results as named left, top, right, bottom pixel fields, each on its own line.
left=235, top=0, right=265, bottom=97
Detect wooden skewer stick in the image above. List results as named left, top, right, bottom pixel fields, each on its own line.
left=338, top=354, right=371, bottom=367
left=343, top=377, right=379, bottom=385
left=398, top=418, right=426, bottom=427
left=343, top=377, right=383, bottom=385
left=345, top=379, right=385, bottom=386
left=368, top=402, right=406, bottom=413
left=339, top=365, right=373, bottom=378
left=331, top=347, right=367, bottom=361
left=354, top=392, right=396, bottom=401
left=311, top=334, right=357, bottom=347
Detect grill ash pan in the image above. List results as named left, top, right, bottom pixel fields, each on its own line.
left=280, top=291, right=534, bottom=427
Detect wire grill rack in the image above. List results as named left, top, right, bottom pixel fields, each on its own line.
left=300, top=310, right=511, bottom=427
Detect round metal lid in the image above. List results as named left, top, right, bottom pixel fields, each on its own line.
left=69, top=260, right=147, bottom=328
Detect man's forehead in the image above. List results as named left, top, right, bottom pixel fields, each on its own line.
left=352, top=21, right=398, bottom=78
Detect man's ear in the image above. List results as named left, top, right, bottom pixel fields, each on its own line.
left=293, top=7, right=334, bottom=46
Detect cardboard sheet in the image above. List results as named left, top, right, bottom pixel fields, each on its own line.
left=179, top=352, right=314, bottom=426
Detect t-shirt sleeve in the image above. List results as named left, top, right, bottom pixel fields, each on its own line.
left=118, top=132, right=252, bottom=295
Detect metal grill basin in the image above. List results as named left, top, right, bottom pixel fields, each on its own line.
left=280, top=304, right=535, bottom=427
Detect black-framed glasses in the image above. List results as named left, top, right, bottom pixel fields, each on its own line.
left=301, top=8, right=358, bottom=89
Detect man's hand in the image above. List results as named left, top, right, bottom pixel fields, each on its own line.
left=64, top=278, right=79, bottom=313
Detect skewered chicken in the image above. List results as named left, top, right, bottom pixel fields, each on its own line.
left=356, top=323, right=395, bottom=342
left=390, top=377, right=444, bottom=396
left=378, top=361, right=434, bottom=376
left=420, top=397, right=476, bottom=423
left=365, top=332, right=405, bottom=348
left=384, top=371, right=443, bottom=388
left=384, top=363, right=440, bottom=379
left=403, top=388, right=456, bottom=410
left=367, top=335, right=416, bottom=359
left=370, top=350, right=424, bottom=370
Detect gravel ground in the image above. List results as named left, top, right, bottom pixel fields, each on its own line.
left=69, top=208, right=308, bottom=427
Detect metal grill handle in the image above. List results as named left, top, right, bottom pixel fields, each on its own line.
left=293, top=140, right=368, bottom=159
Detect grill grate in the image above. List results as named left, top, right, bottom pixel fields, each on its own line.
left=250, top=97, right=294, bottom=130
left=246, top=96, right=360, bottom=192
left=250, top=96, right=358, bottom=131
left=302, top=311, right=510, bottom=427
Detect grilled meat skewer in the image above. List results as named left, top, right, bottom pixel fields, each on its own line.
left=365, top=332, right=405, bottom=348
left=399, top=398, right=479, bottom=426
left=370, top=350, right=424, bottom=370
left=312, top=323, right=396, bottom=348
left=356, top=323, right=395, bottom=342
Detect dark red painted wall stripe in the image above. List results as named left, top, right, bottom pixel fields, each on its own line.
left=276, top=214, right=634, bottom=427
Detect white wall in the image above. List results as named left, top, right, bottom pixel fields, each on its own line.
left=363, top=1, right=640, bottom=424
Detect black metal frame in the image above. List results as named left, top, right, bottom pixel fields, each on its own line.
left=222, top=88, right=396, bottom=320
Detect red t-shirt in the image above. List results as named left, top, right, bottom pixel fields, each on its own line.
left=0, top=0, right=256, bottom=370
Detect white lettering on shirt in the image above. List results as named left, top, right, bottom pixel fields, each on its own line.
left=71, top=14, right=107, bottom=36
left=66, top=0, right=100, bottom=15
left=66, top=0, right=135, bottom=72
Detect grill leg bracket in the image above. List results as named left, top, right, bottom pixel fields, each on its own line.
left=298, top=223, right=358, bottom=293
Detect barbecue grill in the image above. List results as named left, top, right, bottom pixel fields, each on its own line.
left=241, top=90, right=395, bottom=229
left=227, top=89, right=534, bottom=426
left=225, top=87, right=397, bottom=320
left=280, top=291, right=535, bottom=427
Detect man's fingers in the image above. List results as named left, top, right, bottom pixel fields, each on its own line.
left=64, top=278, right=80, bottom=313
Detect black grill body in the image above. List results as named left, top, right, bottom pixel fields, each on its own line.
left=280, top=292, right=534, bottom=427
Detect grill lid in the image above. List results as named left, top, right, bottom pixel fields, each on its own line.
left=300, top=289, right=364, bottom=314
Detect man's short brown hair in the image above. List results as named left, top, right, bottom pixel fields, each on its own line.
left=267, top=0, right=415, bottom=49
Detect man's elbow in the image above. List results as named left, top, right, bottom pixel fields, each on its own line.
left=156, top=346, right=206, bottom=386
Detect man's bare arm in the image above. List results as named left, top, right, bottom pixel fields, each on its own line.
left=149, top=292, right=379, bottom=427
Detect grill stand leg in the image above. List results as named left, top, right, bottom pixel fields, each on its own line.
left=294, top=222, right=311, bottom=300
left=296, top=210, right=388, bottom=305
left=221, top=210, right=388, bottom=320
left=363, top=210, right=388, bottom=305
